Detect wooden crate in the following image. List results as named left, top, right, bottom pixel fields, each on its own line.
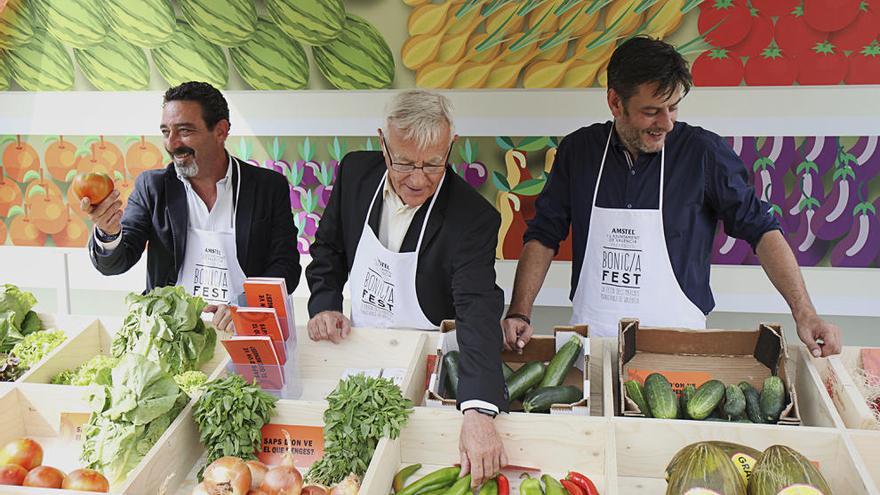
left=849, top=430, right=880, bottom=493
left=294, top=326, right=429, bottom=404
left=2, top=314, right=97, bottom=384
left=360, top=407, right=617, bottom=495
left=809, top=346, right=880, bottom=430
left=169, top=399, right=331, bottom=495
left=19, top=317, right=229, bottom=386
left=0, top=383, right=203, bottom=495
left=614, top=416, right=876, bottom=494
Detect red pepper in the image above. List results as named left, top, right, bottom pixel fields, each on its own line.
left=496, top=474, right=509, bottom=495
left=566, top=471, right=599, bottom=495
left=560, top=479, right=584, bottom=495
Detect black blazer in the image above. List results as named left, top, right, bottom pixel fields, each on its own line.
left=89, top=156, right=301, bottom=294
left=306, top=151, right=508, bottom=411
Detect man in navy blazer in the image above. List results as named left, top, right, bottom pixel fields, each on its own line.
left=83, top=82, right=300, bottom=330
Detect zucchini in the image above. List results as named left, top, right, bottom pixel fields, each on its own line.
left=686, top=380, right=725, bottom=420
left=679, top=384, right=696, bottom=419
left=723, top=384, right=746, bottom=419
left=539, top=334, right=582, bottom=388
left=501, top=362, right=514, bottom=380
left=644, top=373, right=679, bottom=419
left=442, top=351, right=460, bottom=399
left=759, top=376, right=786, bottom=423
left=738, top=381, right=766, bottom=424
left=522, top=385, right=582, bottom=413
left=624, top=379, right=652, bottom=417
left=505, top=361, right=545, bottom=402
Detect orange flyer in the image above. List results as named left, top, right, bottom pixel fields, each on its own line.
left=259, top=424, right=324, bottom=469
left=243, top=279, right=291, bottom=340
left=627, top=369, right=713, bottom=395
left=222, top=336, right=283, bottom=366
left=230, top=306, right=286, bottom=361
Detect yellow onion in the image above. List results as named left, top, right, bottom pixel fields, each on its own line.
left=329, top=474, right=360, bottom=495
left=203, top=457, right=252, bottom=495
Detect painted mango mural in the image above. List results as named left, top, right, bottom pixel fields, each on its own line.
left=1, top=133, right=878, bottom=268
left=1, top=0, right=878, bottom=91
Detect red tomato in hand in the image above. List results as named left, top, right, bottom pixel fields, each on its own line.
left=776, top=5, right=826, bottom=58
left=728, top=10, right=773, bottom=57
left=798, top=41, right=848, bottom=84
left=693, top=48, right=745, bottom=85
left=751, top=0, right=799, bottom=16
left=804, top=0, right=862, bottom=32
left=846, top=43, right=880, bottom=83
left=829, top=1, right=879, bottom=52
left=744, top=45, right=798, bottom=85
left=72, top=172, right=115, bottom=205
left=698, top=0, right=754, bottom=47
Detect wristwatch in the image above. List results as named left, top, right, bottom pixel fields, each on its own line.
left=504, top=312, right=531, bottom=325
left=466, top=407, right=498, bottom=418
left=95, top=228, right=120, bottom=242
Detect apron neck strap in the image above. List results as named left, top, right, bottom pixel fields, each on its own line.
left=594, top=123, right=666, bottom=209
left=231, top=155, right=241, bottom=229
left=366, top=170, right=445, bottom=253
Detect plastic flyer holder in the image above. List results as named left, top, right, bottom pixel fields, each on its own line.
left=226, top=333, right=302, bottom=399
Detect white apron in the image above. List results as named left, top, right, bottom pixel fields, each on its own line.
left=349, top=172, right=443, bottom=330
left=570, top=127, right=706, bottom=336
left=178, top=160, right=247, bottom=305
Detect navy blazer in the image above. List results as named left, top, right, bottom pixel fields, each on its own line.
left=89, top=155, right=301, bottom=294
left=306, top=151, right=508, bottom=411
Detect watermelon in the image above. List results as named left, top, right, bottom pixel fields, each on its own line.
left=749, top=445, right=832, bottom=495
left=32, top=0, right=108, bottom=49
left=313, top=14, right=395, bottom=90
left=102, top=0, right=176, bottom=49
left=74, top=33, right=150, bottom=90
left=265, top=0, right=346, bottom=46
left=229, top=18, right=309, bottom=90
left=665, top=442, right=747, bottom=494
left=178, top=0, right=257, bottom=47
left=151, top=20, right=229, bottom=89
left=5, top=28, right=75, bottom=90
left=0, top=0, right=35, bottom=50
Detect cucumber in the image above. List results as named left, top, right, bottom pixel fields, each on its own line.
left=723, top=384, right=746, bottom=419
left=738, top=381, right=766, bottom=424
left=624, top=379, right=652, bottom=417
left=522, top=385, right=582, bottom=413
left=644, top=373, right=679, bottom=419
left=679, top=384, right=696, bottom=419
left=502, top=362, right=514, bottom=380
left=759, top=376, right=786, bottom=423
left=505, top=361, right=545, bottom=402
left=442, top=351, right=460, bottom=399
left=539, top=334, right=582, bottom=388
left=686, top=380, right=725, bottom=420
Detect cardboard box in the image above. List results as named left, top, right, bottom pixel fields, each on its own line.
left=617, top=318, right=801, bottom=425
left=425, top=320, right=590, bottom=415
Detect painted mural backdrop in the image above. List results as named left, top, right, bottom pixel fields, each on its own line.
left=1, top=133, right=878, bottom=268
left=0, top=0, right=878, bottom=91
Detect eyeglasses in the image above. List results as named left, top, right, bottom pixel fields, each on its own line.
left=381, top=136, right=452, bottom=175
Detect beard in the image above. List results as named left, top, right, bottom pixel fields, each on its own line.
left=168, top=146, right=199, bottom=178
left=617, top=120, right=665, bottom=154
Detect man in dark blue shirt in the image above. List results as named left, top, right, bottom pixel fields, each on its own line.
left=502, top=36, right=841, bottom=357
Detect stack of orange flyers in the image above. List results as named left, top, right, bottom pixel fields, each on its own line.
left=243, top=278, right=294, bottom=340
left=229, top=306, right=287, bottom=363
left=221, top=336, right=285, bottom=389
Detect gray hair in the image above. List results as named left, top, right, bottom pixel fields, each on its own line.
left=384, top=90, right=455, bottom=149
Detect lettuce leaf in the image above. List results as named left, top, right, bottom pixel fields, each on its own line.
left=11, top=329, right=65, bottom=368
left=0, top=285, right=42, bottom=353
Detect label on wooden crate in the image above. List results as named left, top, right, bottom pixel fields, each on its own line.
left=259, top=424, right=324, bottom=469
left=60, top=412, right=91, bottom=442
left=627, top=368, right=713, bottom=394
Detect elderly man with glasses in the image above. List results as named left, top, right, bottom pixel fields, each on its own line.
left=306, top=90, right=509, bottom=486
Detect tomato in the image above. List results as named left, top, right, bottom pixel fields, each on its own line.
left=698, top=0, right=754, bottom=47
left=829, top=1, right=879, bottom=52
left=71, top=172, right=114, bottom=205
left=63, top=469, right=110, bottom=493
left=751, top=0, right=799, bottom=16
left=804, top=0, right=862, bottom=32
left=728, top=9, right=773, bottom=57
left=0, top=439, right=42, bottom=471
left=846, top=43, right=880, bottom=83
left=0, top=465, right=27, bottom=486
left=744, top=45, right=798, bottom=85
left=23, top=466, right=65, bottom=489
left=775, top=5, right=826, bottom=57
left=797, top=40, right=848, bottom=84
left=692, top=48, right=745, bottom=85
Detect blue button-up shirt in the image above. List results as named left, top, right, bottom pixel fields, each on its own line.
left=524, top=121, right=780, bottom=314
